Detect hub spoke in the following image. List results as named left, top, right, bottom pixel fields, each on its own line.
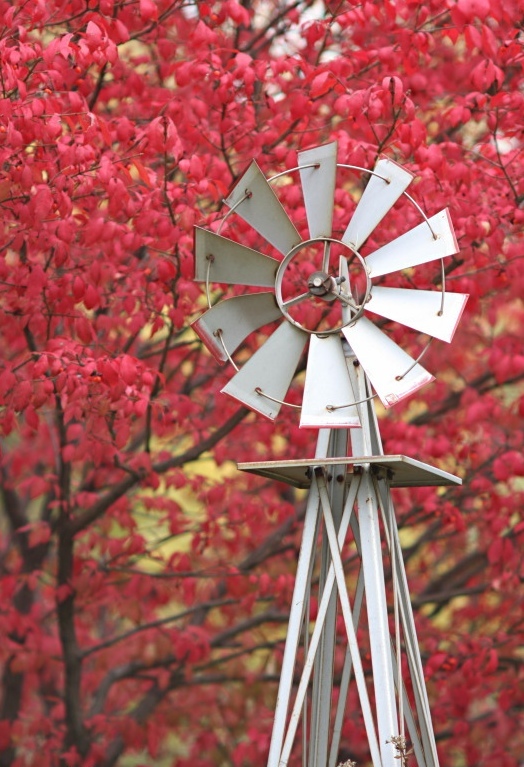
left=322, top=240, right=331, bottom=272
left=282, top=291, right=311, bottom=309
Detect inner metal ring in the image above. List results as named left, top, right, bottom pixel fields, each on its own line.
left=275, top=237, right=372, bottom=335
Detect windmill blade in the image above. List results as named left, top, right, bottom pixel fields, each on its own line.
left=224, top=160, right=301, bottom=256
left=300, top=334, right=361, bottom=429
left=342, top=317, right=433, bottom=408
left=364, top=209, right=459, bottom=278
left=194, top=227, right=279, bottom=287
left=298, top=141, right=337, bottom=239
left=366, top=287, right=469, bottom=343
left=192, top=293, right=282, bottom=364
left=342, top=158, right=414, bottom=251
left=222, top=321, right=308, bottom=420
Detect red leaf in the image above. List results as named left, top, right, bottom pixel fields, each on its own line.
left=132, top=158, right=153, bottom=187
left=26, top=265, right=47, bottom=298
left=485, top=649, right=498, bottom=673
left=72, top=276, right=85, bottom=302
left=310, top=71, right=335, bottom=98
left=471, top=59, right=504, bottom=91
left=487, top=537, right=502, bottom=565
left=0, top=369, right=16, bottom=398
left=12, top=380, right=32, bottom=412
left=99, top=359, right=119, bottom=386
left=0, top=721, right=11, bottom=750
left=83, top=284, right=100, bottom=310
left=86, top=21, right=103, bottom=45
left=115, top=421, right=130, bottom=448
left=120, top=355, right=138, bottom=385
left=75, top=316, right=94, bottom=344
left=25, top=405, right=39, bottom=430
left=140, top=0, right=158, bottom=21
left=457, top=0, right=491, bottom=21
left=192, top=20, right=216, bottom=45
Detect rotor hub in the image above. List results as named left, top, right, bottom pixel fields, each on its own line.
left=307, top=271, right=338, bottom=300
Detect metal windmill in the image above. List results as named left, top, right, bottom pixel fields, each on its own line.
left=191, top=142, right=467, bottom=767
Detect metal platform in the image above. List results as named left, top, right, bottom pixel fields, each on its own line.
left=237, top=454, right=461, bottom=489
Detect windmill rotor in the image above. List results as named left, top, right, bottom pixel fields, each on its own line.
left=192, top=141, right=468, bottom=425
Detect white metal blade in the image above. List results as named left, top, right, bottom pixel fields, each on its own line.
left=298, top=141, right=337, bottom=238
left=342, top=157, right=414, bottom=251
left=194, top=227, right=279, bottom=287
left=365, top=208, right=459, bottom=278
left=224, top=160, right=301, bottom=256
left=300, top=334, right=360, bottom=429
left=221, top=321, right=308, bottom=419
left=366, top=287, right=469, bottom=342
left=342, top=317, right=434, bottom=408
left=191, top=293, right=282, bottom=364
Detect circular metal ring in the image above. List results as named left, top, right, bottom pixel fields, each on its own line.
left=275, top=237, right=372, bottom=335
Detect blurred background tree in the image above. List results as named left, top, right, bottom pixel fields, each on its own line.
left=0, top=1, right=523, bottom=765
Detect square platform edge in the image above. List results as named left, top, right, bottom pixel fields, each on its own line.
left=237, top=455, right=462, bottom=490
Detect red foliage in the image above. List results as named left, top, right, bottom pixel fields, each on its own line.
left=0, top=1, right=523, bottom=765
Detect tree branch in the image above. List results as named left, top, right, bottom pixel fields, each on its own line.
left=70, top=406, right=249, bottom=535
left=56, top=529, right=90, bottom=758
left=87, top=62, right=108, bottom=111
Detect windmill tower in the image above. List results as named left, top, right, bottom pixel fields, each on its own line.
left=191, top=142, right=467, bottom=767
